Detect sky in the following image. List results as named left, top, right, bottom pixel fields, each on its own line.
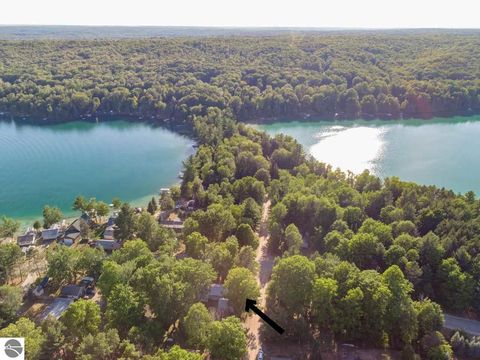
left=0, top=0, right=478, bottom=28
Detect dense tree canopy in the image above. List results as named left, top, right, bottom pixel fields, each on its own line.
left=0, top=34, right=479, bottom=126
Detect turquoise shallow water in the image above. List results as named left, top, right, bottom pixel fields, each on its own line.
left=258, top=116, right=480, bottom=194
left=0, top=120, right=194, bottom=222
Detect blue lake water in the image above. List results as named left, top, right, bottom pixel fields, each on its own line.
left=0, top=120, right=194, bottom=222
left=258, top=116, right=480, bottom=194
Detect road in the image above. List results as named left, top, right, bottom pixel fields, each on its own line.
left=444, top=314, right=480, bottom=336
left=245, top=200, right=274, bottom=360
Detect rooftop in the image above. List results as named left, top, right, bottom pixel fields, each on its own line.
left=17, top=231, right=36, bottom=247
left=42, top=228, right=60, bottom=240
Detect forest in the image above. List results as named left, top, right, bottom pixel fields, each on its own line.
left=1, top=107, right=479, bottom=359
left=1, top=32, right=480, bottom=359
left=0, top=33, right=479, bottom=126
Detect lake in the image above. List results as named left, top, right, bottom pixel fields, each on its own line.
left=0, top=120, right=194, bottom=222
left=258, top=116, right=480, bottom=194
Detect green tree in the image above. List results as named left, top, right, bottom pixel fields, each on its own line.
left=112, top=198, right=122, bottom=210
left=61, top=299, right=101, bottom=341
left=235, top=223, right=259, bottom=249
left=311, top=277, right=338, bottom=329
left=224, top=267, right=260, bottom=315
left=235, top=246, right=258, bottom=274
left=349, top=233, right=385, bottom=269
left=46, top=245, right=79, bottom=286
left=39, top=317, right=65, bottom=360
left=75, top=329, right=121, bottom=360
left=97, top=260, right=133, bottom=298
left=0, top=216, right=20, bottom=239
left=382, top=265, right=418, bottom=347
left=207, top=316, right=247, bottom=360
left=0, top=317, right=45, bottom=360
left=106, top=284, right=143, bottom=335
left=73, top=195, right=87, bottom=213
left=95, top=201, right=110, bottom=219
left=268, top=255, right=315, bottom=315
left=241, top=198, right=262, bottom=228
left=115, top=203, right=138, bottom=240
left=150, top=346, right=203, bottom=360
left=207, top=242, right=237, bottom=279
left=0, top=243, right=22, bottom=284
left=43, top=206, right=63, bottom=229
left=191, top=204, right=236, bottom=242
left=185, top=232, right=208, bottom=259
left=336, top=287, right=364, bottom=338
left=75, top=246, right=105, bottom=278
left=182, top=302, right=213, bottom=349
left=436, top=258, right=474, bottom=311
left=33, top=220, right=42, bottom=231
left=414, top=299, right=444, bottom=338
left=0, top=285, right=22, bottom=326
left=283, top=223, right=303, bottom=254
left=110, top=239, right=154, bottom=267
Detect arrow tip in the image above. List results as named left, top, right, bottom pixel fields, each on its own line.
left=245, top=298, right=257, bottom=312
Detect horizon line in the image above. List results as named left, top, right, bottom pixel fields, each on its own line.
left=0, top=24, right=479, bottom=30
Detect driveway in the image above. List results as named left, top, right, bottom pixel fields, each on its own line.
left=444, top=314, right=480, bottom=336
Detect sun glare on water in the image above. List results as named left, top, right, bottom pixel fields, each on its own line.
left=309, top=126, right=386, bottom=174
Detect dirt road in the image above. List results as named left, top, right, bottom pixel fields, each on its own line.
left=444, top=314, right=480, bottom=336
left=245, top=200, right=274, bottom=360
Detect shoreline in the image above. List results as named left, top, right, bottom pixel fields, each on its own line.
left=13, top=188, right=178, bottom=232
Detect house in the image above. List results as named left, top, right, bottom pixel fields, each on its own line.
left=63, top=218, right=82, bottom=243
left=103, top=226, right=116, bottom=240
left=217, top=297, right=233, bottom=317
left=40, top=298, right=74, bottom=320
left=80, top=213, right=94, bottom=226
left=60, top=284, right=85, bottom=299
left=17, top=230, right=37, bottom=247
left=94, top=239, right=121, bottom=252
left=41, top=227, right=61, bottom=242
left=202, top=284, right=224, bottom=303
left=160, top=188, right=170, bottom=195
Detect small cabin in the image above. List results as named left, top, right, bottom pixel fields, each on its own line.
left=42, top=228, right=61, bottom=242
left=17, top=230, right=37, bottom=247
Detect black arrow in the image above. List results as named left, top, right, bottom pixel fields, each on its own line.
left=245, top=299, right=284, bottom=334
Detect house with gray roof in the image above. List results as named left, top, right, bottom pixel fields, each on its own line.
left=17, top=230, right=37, bottom=247
left=41, top=228, right=61, bottom=242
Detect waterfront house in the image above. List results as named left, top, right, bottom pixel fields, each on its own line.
left=17, top=230, right=37, bottom=247
left=41, top=227, right=61, bottom=242
left=63, top=218, right=82, bottom=243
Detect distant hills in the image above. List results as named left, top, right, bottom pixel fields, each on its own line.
left=0, top=25, right=479, bottom=39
